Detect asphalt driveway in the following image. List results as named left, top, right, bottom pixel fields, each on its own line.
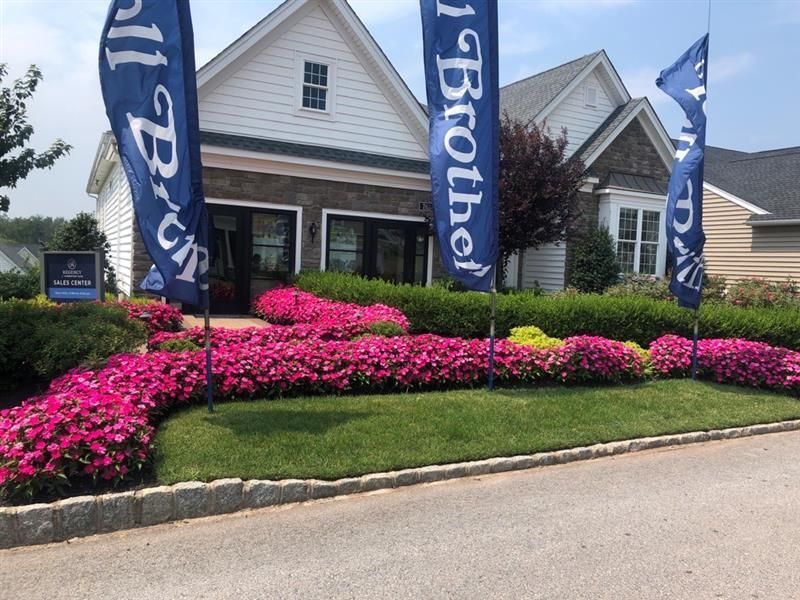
left=2, top=432, right=800, bottom=599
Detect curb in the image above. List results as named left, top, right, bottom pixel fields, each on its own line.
left=2, top=419, right=799, bottom=549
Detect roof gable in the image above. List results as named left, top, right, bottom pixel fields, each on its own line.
left=500, top=50, right=630, bottom=125
left=196, top=0, right=428, bottom=160
left=500, top=52, right=601, bottom=124
left=573, top=97, right=674, bottom=175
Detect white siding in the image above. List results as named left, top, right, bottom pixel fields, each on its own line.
left=0, top=252, right=17, bottom=273
left=199, top=4, right=427, bottom=160
left=96, top=162, right=135, bottom=296
left=520, top=243, right=566, bottom=291
left=542, top=70, right=617, bottom=155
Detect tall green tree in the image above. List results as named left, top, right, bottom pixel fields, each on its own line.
left=0, top=214, right=66, bottom=244
left=46, top=212, right=118, bottom=294
left=0, top=64, right=72, bottom=213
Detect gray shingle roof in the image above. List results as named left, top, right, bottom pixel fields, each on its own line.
left=703, top=145, right=800, bottom=223
left=500, top=51, right=602, bottom=124
left=200, top=131, right=430, bottom=174
left=0, top=244, right=40, bottom=271
left=573, top=98, right=646, bottom=166
left=599, top=171, right=668, bottom=196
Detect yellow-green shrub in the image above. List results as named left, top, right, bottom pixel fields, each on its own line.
left=623, top=341, right=652, bottom=374
left=508, top=326, right=563, bottom=349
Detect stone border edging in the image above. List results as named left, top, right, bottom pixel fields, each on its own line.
left=2, top=419, right=799, bottom=549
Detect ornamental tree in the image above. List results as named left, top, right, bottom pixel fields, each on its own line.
left=499, top=114, right=585, bottom=268
left=0, top=64, right=72, bottom=213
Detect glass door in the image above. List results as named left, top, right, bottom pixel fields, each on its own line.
left=374, top=225, right=406, bottom=283
left=208, top=206, right=246, bottom=314
left=325, top=215, right=429, bottom=285
left=249, top=211, right=295, bottom=300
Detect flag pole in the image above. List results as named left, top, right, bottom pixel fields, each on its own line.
left=487, top=270, right=498, bottom=391
left=690, top=309, right=699, bottom=380
left=204, top=299, right=214, bottom=413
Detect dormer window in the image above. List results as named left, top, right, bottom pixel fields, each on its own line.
left=302, top=61, right=329, bottom=111
left=585, top=85, right=598, bottom=108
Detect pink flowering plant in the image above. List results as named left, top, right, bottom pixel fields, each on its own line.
left=650, top=335, right=800, bottom=393
left=252, top=287, right=409, bottom=338
left=118, top=300, right=183, bottom=335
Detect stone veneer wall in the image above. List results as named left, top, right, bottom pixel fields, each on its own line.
left=590, top=118, right=670, bottom=182
left=564, top=118, right=671, bottom=286
left=128, top=168, right=442, bottom=293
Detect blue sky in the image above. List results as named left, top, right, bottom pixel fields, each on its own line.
left=1, top=0, right=798, bottom=218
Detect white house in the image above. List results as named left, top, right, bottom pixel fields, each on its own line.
left=87, top=0, right=680, bottom=312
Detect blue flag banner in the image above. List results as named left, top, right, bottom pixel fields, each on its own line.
left=656, top=34, right=709, bottom=310
left=99, top=0, right=209, bottom=307
left=420, top=0, right=499, bottom=292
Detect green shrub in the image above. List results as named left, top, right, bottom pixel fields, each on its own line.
left=0, top=300, right=147, bottom=388
left=158, top=337, right=201, bottom=352
left=604, top=273, right=728, bottom=304
left=569, top=227, right=620, bottom=294
left=605, top=274, right=672, bottom=301
left=0, top=267, right=39, bottom=300
left=295, top=272, right=800, bottom=349
left=364, top=320, right=406, bottom=337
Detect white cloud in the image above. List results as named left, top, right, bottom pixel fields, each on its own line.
left=523, top=0, right=635, bottom=14
left=348, top=0, right=418, bottom=25
left=712, top=51, right=755, bottom=82
left=622, top=66, right=669, bottom=106
left=498, top=22, right=548, bottom=57
left=622, top=51, right=755, bottom=109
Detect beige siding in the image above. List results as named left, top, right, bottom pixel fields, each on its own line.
left=703, top=189, right=800, bottom=282
left=199, top=4, right=427, bottom=160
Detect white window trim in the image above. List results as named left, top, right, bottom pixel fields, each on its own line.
left=320, top=208, right=432, bottom=285
left=597, top=191, right=667, bottom=277
left=294, top=52, right=337, bottom=120
left=205, top=197, right=303, bottom=274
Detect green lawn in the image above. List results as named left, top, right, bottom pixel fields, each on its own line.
left=153, top=380, right=800, bottom=484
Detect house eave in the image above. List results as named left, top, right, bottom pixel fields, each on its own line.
left=746, top=218, right=800, bottom=227
left=85, top=132, right=117, bottom=195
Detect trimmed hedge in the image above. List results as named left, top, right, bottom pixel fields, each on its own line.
left=0, top=300, right=147, bottom=388
left=294, top=272, right=800, bottom=349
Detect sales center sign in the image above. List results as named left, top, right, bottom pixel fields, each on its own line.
left=43, top=252, right=104, bottom=301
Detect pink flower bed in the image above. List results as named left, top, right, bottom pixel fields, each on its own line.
left=3, top=288, right=796, bottom=500
left=119, top=301, right=183, bottom=335
left=252, top=287, right=409, bottom=337
left=0, top=326, right=643, bottom=498
left=650, top=335, right=800, bottom=393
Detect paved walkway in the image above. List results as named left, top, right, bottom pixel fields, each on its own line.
left=3, top=432, right=800, bottom=599
left=182, top=315, right=267, bottom=329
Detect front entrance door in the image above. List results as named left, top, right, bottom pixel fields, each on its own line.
left=207, top=205, right=295, bottom=314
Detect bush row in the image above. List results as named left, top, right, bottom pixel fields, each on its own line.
left=0, top=298, right=182, bottom=388
left=0, top=301, right=148, bottom=387
left=604, top=274, right=799, bottom=308
left=0, top=329, right=644, bottom=499
left=294, top=272, right=800, bottom=349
